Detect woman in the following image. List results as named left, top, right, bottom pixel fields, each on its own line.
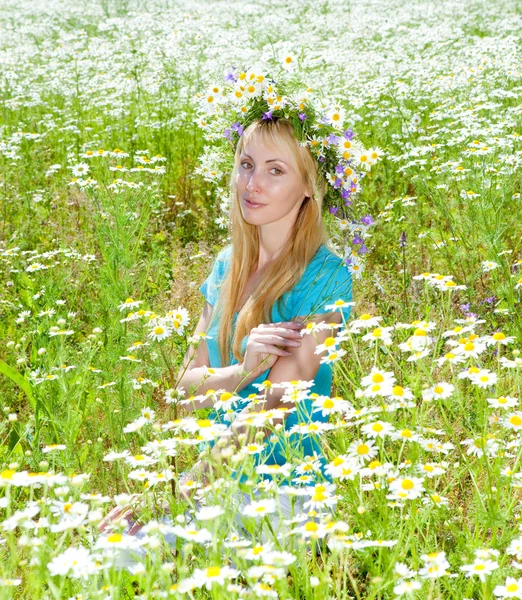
left=99, top=117, right=353, bottom=563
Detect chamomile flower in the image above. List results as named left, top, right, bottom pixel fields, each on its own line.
left=484, top=331, right=516, bottom=346
left=118, top=298, right=143, bottom=311
left=461, top=436, right=502, bottom=458
left=503, top=412, right=522, bottom=432
left=304, top=483, right=338, bottom=510
left=70, top=163, right=90, bottom=177
left=418, top=551, right=451, bottom=579
left=469, top=370, right=498, bottom=388
left=422, top=494, right=449, bottom=507
left=325, top=456, right=360, bottom=480
left=422, top=382, right=455, bottom=401
left=347, top=438, right=377, bottom=463
left=312, top=395, right=351, bottom=416
left=487, top=396, right=518, bottom=409
left=361, top=326, right=394, bottom=345
left=361, top=368, right=396, bottom=388
left=148, top=323, right=172, bottom=342
left=361, top=420, right=395, bottom=439
left=493, top=576, right=522, bottom=597
left=241, top=499, right=277, bottom=518
left=417, top=462, right=446, bottom=478
left=349, top=313, right=382, bottom=330
left=460, top=558, right=499, bottom=581
left=482, top=260, right=500, bottom=272
left=192, top=566, right=239, bottom=590
left=314, top=336, right=339, bottom=355
left=387, top=385, right=414, bottom=401
left=393, top=580, right=422, bottom=595
left=436, top=351, right=466, bottom=366
left=388, top=476, right=425, bottom=500
left=319, top=348, right=347, bottom=363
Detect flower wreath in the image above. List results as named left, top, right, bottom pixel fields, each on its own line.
left=194, top=65, right=383, bottom=275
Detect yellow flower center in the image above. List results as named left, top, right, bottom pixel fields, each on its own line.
left=206, top=566, right=221, bottom=578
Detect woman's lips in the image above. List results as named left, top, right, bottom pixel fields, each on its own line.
left=244, top=198, right=266, bottom=209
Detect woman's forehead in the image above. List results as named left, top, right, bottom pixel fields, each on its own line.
left=241, top=133, right=298, bottom=166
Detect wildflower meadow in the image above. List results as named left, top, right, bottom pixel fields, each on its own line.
left=0, top=0, right=521, bottom=598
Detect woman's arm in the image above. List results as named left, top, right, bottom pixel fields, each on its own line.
left=176, top=302, right=263, bottom=408
left=192, top=311, right=344, bottom=472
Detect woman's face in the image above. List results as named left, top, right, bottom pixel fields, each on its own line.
left=236, top=137, right=311, bottom=226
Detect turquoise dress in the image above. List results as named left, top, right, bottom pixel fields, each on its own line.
left=198, top=244, right=353, bottom=482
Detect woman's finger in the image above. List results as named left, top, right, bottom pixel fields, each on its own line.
left=256, top=334, right=302, bottom=346
left=251, top=342, right=293, bottom=356
left=98, top=506, right=133, bottom=533
left=128, top=520, right=143, bottom=535
left=98, top=507, right=123, bottom=532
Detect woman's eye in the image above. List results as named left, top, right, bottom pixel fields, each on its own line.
left=271, top=167, right=283, bottom=175
left=240, top=161, right=252, bottom=169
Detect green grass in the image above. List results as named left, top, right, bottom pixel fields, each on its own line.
left=0, top=0, right=522, bottom=597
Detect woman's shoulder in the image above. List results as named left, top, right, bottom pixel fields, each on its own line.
left=212, top=244, right=233, bottom=278
left=216, top=244, right=233, bottom=263
left=301, top=243, right=348, bottom=281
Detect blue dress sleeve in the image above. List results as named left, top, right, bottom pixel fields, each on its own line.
left=198, top=245, right=232, bottom=306
left=287, top=252, right=353, bottom=322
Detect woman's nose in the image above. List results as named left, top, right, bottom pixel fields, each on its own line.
left=245, top=169, right=261, bottom=193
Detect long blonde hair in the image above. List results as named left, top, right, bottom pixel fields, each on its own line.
left=213, top=118, right=329, bottom=365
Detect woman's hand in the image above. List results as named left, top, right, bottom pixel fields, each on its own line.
left=243, top=321, right=304, bottom=377
left=98, top=494, right=143, bottom=535
left=178, top=461, right=209, bottom=502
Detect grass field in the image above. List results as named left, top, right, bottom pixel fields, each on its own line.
left=1, top=0, right=522, bottom=597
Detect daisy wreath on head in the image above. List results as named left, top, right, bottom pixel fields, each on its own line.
left=194, top=64, right=383, bottom=267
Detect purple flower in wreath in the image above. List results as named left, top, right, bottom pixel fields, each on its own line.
left=341, top=188, right=351, bottom=200
left=231, top=122, right=244, bottom=136
left=298, top=113, right=307, bottom=122
left=360, top=214, right=374, bottom=226
left=353, top=235, right=364, bottom=245
left=358, top=244, right=368, bottom=255
left=262, top=110, right=274, bottom=121
left=318, top=156, right=325, bottom=163
left=333, top=177, right=343, bottom=189
left=223, top=128, right=233, bottom=141
left=329, top=206, right=340, bottom=215
left=343, top=128, right=354, bottom=140
left=335, top=163, right=344, bottom=175
left=327, top=133, right=340, bottom=145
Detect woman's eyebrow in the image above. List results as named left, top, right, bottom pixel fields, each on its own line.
left=241, top=153, right=288, bottom=166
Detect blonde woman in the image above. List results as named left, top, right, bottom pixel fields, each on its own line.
left=99, top=117, right=353, bottom=563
